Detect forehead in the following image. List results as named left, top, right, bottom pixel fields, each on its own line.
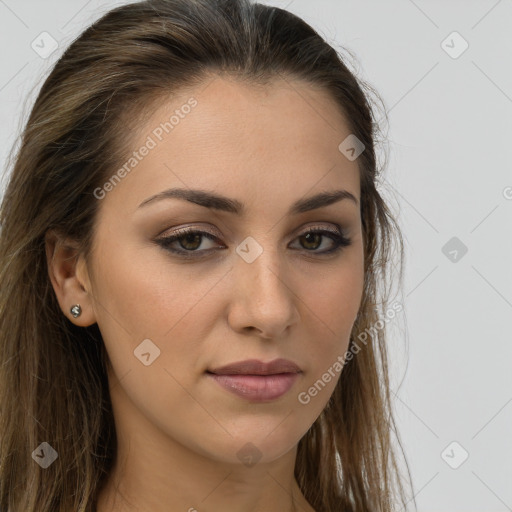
left=99, top=74, right=361, bottom=215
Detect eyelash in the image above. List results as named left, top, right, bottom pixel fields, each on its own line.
left=155, top=225, right=352, bottom=260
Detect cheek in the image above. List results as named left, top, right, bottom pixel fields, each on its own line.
left=307, top=255, right=364, bottom=332
left=89, top=238, right=228, bottom=376
left=91, top=238, right=202, bottom=333
left=298, top=257, right=364, bottom=388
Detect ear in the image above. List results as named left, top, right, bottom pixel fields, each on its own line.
left=45, top=229, right=97, bottom=327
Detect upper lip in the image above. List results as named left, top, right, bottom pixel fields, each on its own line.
left=207, top=358, right=302, bottom=375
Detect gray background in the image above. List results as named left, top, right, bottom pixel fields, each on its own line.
left=1, top=1, right=511, bottom=510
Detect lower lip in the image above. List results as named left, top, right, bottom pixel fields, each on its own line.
left=207, top=372, right=300, bottom=402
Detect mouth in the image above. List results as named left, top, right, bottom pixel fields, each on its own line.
left=206, top=358, right=302, bottom=402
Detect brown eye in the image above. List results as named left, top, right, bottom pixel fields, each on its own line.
left=299, top=232, right=322, bottom=250
left=177, top=232, right=203, bottom=251
left=155, top=226, right=352, bottom=260
left=290, top=228, right=352, bottom=255
left=156, top=228, right=223, bottom=258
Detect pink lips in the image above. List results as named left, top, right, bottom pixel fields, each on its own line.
left=206, top=358, right=302, bottom=402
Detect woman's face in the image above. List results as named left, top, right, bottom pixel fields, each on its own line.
left=81, top=75, right=364, bottom=466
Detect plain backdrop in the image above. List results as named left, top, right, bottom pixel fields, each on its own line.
left=1, top=1, right=511, bottom=511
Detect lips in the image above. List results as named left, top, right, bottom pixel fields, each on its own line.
left=208, top=358, right=302, bottom=376
left=206, top=358, right=302, bottom=402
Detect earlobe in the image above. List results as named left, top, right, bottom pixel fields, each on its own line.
left=44, top=229, right=97, bottom=327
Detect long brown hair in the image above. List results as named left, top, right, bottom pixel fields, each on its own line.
left=0, top=1, right=414, bottom=510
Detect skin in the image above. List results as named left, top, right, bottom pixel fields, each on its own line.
left=46, top=75, right=365, bottom=512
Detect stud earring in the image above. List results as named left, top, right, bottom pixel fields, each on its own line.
left=70, top=304, right=82, bottom=318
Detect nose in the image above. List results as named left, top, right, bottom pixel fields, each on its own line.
left=226, top=241, right=300, bottom=339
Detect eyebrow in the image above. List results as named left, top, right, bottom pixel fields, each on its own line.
left=137, top=187, right=358, bottom=215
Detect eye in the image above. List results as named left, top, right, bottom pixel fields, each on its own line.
left=155, top=225, right=352, bottom=259
left=156, top=227, right=222, bottom=258
left=289, top=227, right=352, bottom=254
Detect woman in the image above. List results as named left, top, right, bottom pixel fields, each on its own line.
left=0, top=0, right=413, bottom=510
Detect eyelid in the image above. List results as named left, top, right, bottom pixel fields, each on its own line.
left=303, top=223, right=344, bottom=236
left=157, top=224, right=225, bottom=241
left=158, top=222, right=345, bottom=240
left=154, top=222, right=351, bottom=259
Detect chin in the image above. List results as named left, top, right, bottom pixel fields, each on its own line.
left=193, top=420, right=307, bottom=467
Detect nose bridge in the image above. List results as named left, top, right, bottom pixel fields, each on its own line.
left=235, top=234, right=285, bottom=291
left=229, top=233, right=299, bottom=335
